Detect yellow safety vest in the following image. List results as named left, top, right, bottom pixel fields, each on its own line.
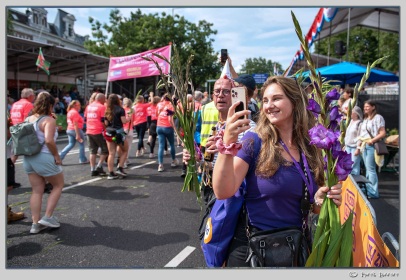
left=200, top=101, right=218, bottom=146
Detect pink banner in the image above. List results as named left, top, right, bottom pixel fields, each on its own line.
left=107, top=45, right=171, bottom=82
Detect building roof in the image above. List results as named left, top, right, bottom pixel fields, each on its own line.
left=7, top=35, right=109, bottom=78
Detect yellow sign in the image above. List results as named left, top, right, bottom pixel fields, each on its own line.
left=339, top=176, right=399, bottom=267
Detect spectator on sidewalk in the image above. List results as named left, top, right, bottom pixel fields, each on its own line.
left=358, top=100, right=386, bottom=199
left=345, top=106, right=364, bottom=175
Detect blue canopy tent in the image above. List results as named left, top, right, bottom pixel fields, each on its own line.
left=299, top=61, right=399, bottom=85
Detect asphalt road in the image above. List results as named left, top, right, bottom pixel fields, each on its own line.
left=7, top=134, right=207, bottom=269
left=5, top=132, right=400, bottom=270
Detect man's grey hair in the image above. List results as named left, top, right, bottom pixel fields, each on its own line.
left=21, top=88, right=35, bottom=98
left=194, top=90, right=203, bottom=100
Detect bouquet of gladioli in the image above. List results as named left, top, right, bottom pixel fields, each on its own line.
left=142, top=44, right=201, bottom=202
left=291, top=11, right=389, bottom=267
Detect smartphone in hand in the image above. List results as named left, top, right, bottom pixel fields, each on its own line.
left=220, top=49, right=228, bottom=64
left=231, top=87, right=247, bottom=119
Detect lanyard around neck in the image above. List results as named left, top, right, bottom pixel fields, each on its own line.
left=279, top=140, right=314, bottom=196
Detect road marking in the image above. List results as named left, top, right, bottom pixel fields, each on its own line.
left=62, top=178, right=102, bottom=191
left=164, top=246, right=196, bottom=267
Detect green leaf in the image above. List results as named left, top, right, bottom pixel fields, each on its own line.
left=337, top=211, right=354, bottom=267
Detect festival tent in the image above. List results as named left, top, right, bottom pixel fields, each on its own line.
left=299, top=61, right=399, bottom=85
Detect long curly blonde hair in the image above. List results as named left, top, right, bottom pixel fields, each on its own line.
left=254, top=76, right=325, bottom=186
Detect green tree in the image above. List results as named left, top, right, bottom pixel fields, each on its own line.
left=314, top=27, right=398, bottom=72
left=7, top=9, right=14, bottom=35
left=240, top=57, right=282, bottom=75
left=84, top=9, right=221, bottom=89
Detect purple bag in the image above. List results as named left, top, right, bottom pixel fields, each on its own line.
left=200, top=183, right=245, bottom=267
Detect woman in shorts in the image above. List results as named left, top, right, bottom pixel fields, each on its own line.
left=23, top=92, right=65, bottom=234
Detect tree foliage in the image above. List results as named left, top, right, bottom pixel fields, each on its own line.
left=314, top=27, right=399, bottom=72
left=240, top=57, right=282, bottom=76
left=84, top=9, right=221, bottom=89
left=7, top=9, right=14, bottom=35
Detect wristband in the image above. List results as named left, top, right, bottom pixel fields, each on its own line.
left=214, top=130, right=242, bottom=156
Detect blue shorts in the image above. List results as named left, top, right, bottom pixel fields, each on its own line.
left=23, top=152, right=63, bottom=177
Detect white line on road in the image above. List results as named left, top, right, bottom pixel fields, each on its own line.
left=62, top=177, right=102, bottom=191
left=164, top=246, right=196, bottom=267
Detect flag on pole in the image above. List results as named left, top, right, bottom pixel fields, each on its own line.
left=36, top=47, right=51, bottom=75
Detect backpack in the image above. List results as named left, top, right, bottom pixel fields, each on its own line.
left=8, top=116, right=46, bottom=156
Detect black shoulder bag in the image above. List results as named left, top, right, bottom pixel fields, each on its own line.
left=245, top=142, right=312, bottom=267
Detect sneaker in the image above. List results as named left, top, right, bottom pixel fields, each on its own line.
left=116, top=167, right=127, bottom=177
left=91, top=170, right=99, bottom=176
left=108, top=173, right=119, bottom=180
left=180, top=169, right=187, bottom=178
left=158, top=165, right=164, bottom=172
left=38, top=215, right=60, bottom=228
left=136, top=151, right=141, bottom=157
left=96, top=166, right=107, bottom=176
left=171, top=159, right=179, bottom=167
left=164, top=151, right=168, bottom=156
left=149, top=153, right=155, bottom=158
left=30, top=223, right=48, bottom=234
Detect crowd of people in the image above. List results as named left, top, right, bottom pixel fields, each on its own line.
left=6, top=59, right=388, bottom=267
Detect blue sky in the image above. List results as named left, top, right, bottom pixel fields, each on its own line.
left=13, top=6, right=320, bottom=73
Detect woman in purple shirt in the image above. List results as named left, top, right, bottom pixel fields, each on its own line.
left=212, top=76, right=343, bottom=267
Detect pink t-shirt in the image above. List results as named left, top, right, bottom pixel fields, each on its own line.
left=157, top=101, right=174, bottom=127
left=67, top=108, right=84, bottom=130
left=123, top=107, right=135, bottom=131
left=132, top=103, right=150, bottom=126
left=148, top=104, right=158, bottom=121
left=85, top=101, right=106, bottom=135
left=10, top=98, right=34, bottom=124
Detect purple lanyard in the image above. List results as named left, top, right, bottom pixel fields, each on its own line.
left=280, top=140, right=314, bottom=196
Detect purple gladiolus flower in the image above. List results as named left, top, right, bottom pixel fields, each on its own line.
left=309, top=124, right=340, bottom=150
left=329, top=106, right=341, bottom=122
left=331, top=140, right=343, bottom=159
left=335, top=152, right=354, bottom=181
left=307, top=99, right=321, bottom=117
left=325, top=88, right=340, bottom=104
